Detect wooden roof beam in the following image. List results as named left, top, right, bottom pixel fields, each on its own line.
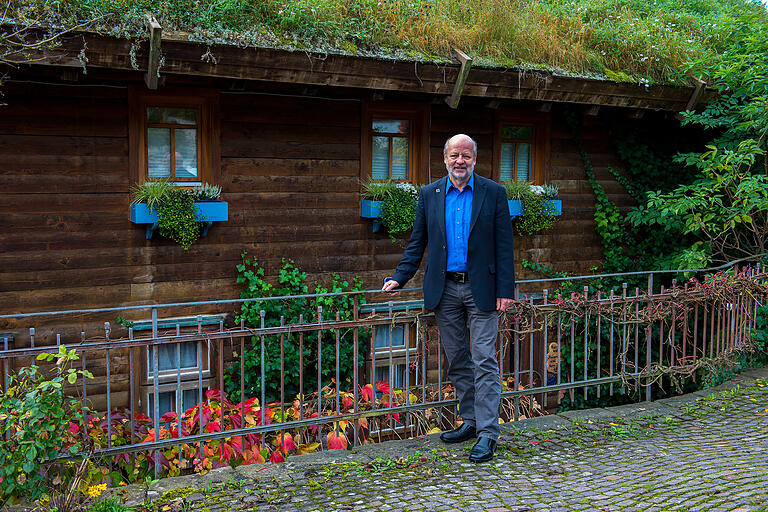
left=445, top=47, right=472, bottom=109
left=144, top=14, right=162, bottom=90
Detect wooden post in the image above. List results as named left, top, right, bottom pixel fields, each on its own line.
left=444, top=47, right=472, bottom=109
left=144, top=14, right=162, bottom=90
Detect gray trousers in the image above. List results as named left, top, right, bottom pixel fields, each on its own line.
left=433, top=279, right=501, bottom=440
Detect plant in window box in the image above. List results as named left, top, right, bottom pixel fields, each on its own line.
left=361, top=179, right=419, bottom=242
left=130, top=181, right=228, bottom=247
left=505, top=181, right=561, bottom=234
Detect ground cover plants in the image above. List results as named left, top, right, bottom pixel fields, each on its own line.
left=7, top=0, right=767, bottom=85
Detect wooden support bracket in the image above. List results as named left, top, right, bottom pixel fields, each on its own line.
left=672, top=77, right=707, bottom=121
left=444, top=47, right=473, bottom=109
left=144, top=14, right=162, bottom=90
left=683, top=78, right=706, bottom=112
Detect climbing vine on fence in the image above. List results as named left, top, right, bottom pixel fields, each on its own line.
left=224, top=255, right=370, bottom=403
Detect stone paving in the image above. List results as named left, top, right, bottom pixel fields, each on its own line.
left=124, top=367, right=768, bottom=512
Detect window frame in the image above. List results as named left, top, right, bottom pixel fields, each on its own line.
left=493, top=110, right=551, bottom=185
left=129, top=87, right=220, bottom=188
left=361, top=102, right=429, bottom=186
left=368, top=322, right=419, bottom=394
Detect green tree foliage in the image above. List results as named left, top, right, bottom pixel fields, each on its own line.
left=224, top=255, right=369, bottom=403
left=629, top=12, right=768, bottom=267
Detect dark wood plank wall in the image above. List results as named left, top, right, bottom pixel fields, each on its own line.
left=0, top=79, right=644, bottom=412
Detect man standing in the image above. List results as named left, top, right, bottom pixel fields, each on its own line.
left=382, top=134, right=515, bottom=463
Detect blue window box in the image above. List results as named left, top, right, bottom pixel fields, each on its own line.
left=130, top=201, right=229, bottom=239
left=361, top=199, right=384, bottom=232
left=508, top=199, right=562, bottom=218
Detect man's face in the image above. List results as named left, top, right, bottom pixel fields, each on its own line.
left=444, top=138, right=476, bottom=184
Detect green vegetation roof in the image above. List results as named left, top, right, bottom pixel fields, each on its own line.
left=8, top=0, right=768, bottom=85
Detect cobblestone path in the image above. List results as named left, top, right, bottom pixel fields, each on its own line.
left=131, top=368, right=768, bottom=512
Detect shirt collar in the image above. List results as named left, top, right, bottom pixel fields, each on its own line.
left=447, top=172, right=474, bottom=193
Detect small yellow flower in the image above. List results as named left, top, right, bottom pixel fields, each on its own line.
left=86, top=483, right=107, bottom=498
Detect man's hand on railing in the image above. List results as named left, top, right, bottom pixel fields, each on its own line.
left=382, top=278, right=400, bottom=295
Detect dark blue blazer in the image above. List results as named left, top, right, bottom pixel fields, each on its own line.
left=392, top=174, right=515, bottom=312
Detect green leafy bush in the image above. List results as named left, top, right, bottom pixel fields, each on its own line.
left=504, top=181, right=560, bottom=235
left=157, top=188, right=200, bottom=250
left=0, top=346, right=93, bottom=504
left=362, top=179, right=419, bottom=242
left=131, top=181, right=223, bottom=250
left=224, top=254, right=370, bottom=403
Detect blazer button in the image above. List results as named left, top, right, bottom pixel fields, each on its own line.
left=442, top=245, right=446, bottom=250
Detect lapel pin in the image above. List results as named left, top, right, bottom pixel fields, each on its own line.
left=436, top=188, right=440, bottom=193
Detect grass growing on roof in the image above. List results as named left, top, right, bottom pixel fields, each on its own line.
left=8, top=0, right=768, bottom=84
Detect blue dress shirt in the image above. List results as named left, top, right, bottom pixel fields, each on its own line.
left=445, top=173, right=474, bottom=272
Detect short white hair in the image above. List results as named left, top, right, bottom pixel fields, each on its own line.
left=443, top=134, right=477, bottom=156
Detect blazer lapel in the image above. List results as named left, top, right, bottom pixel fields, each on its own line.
left=468, top=174, right=486, bottom=235
left=436, top=176, right=448, bottom=243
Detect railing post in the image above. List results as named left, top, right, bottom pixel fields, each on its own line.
left=645, top=273, right=654, bottom=402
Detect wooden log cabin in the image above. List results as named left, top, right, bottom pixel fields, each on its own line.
left=0, top=28, right=709, bottom=418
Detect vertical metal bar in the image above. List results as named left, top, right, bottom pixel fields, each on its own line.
left=3, top=336, right=9, bottom=442
left=645, top=274, right=653, bottom=402
left=634, top=288, right=640, bottom=375
left=299, top=314, right=304, bottom=423
left=621, top=283, right=628, bottom=394
left=335, top=312, right=341, bottom=433
left=570, top=292, right=576, bottom=402
left=218, top=322, right=224, bottom=398
left=128, top=328, right=135, bottom=447
left=151, top=308, right=160, bottom=480
left=556, top=293, right=562, bottom=405
left=29, top=327, right=34, bottom=348
left=105, top=322, right=112, bottom=451
left=529, top=295, right=535, bottom=391
left=197, top=316, right=203, bottom=462
left=692, top=303, right=699, bottom=361
left=513, top=283, right=520, bottom=419
left=56, top=333, right=62, bottom=399
left=583, top=286, right=589, bottom=400
left=388, top=302, right=394, bottom=433
left=542, top=289, right=549, bottom=409
left=421, top=305, right=427, bottom=416
left=701, top=303, right=708, bottom=360
left=659, top=285, right=665, bottom=367
left=709, top=302, right=716, bottom=359
left=608, top=290, right=614, bottom=396
left=316, top=306, right=322, bottom=443
left=239, top=318, right=245, bottom=456
left=596, top=291, right=602, bottom=399
left=352, top=298, right=359, bottom=447
left=2, top=336, right=8, bottom=396
left=404, top=306, right=411, bottom=436
left=176, top=324, right=182, bottom=470
left=716, top=303, right=723, bottom=357
left=260, top=310, right=266, bottom=448
left=280, top=316, right=285, bottom=449
left=681, top=284, right=689, bottom=363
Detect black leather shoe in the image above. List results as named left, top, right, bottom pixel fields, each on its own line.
left=439, top=423, right=477, bottom=443
left=469, top=437, right=497, bottom=463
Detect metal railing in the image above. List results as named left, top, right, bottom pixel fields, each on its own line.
left=0, top=264, right=765, bottom=477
